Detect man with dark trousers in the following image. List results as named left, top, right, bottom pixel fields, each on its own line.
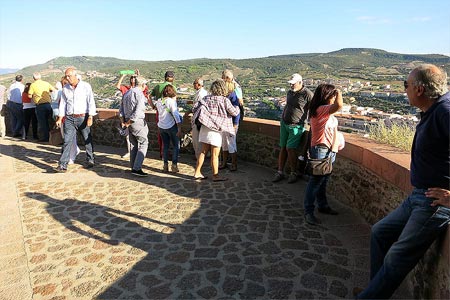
left=7, top=75, right=25, bottom=137
left=355, top=64, right=450, bottom=299
left=150, top=71, right=176, bottom=158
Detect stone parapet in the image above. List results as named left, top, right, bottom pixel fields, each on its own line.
left=92, top=109, right=448, bottom=299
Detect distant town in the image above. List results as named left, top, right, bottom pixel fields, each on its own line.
left=83, top=70, right=417, bottom=135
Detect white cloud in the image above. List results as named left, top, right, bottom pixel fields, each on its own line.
left=356, top=16, right=391, bottom=25
left=410, top=17, right=431, bottom=22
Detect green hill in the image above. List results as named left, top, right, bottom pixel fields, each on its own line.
left=1, top=48, right=448, bottom=104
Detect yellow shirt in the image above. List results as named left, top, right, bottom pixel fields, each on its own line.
left=28, top=79, right=54, bottom=104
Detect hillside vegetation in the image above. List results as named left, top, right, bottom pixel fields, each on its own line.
left=1, top=48, right=449, bottom=103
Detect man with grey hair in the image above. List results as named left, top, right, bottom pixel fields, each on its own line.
left=355, top=64, right=450, bottom=299
left=120, top=76, right=149, bottom=177
left=7, top=75, right=25, bottom=137
left=273, top=73, right=313, bottom=184
left=0, top=83, right=7, bottom=137
left=191, top=78, right=208, bottom=158
left=28, top=72, right=55, bottom=142
left=55, top=67, right=96, bottom=172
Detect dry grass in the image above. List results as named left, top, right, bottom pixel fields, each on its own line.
left=368, top=121, right=415, bottom=151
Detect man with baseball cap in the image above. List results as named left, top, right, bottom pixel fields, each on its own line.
left=150, top=71, right=177, bottom=158
left=272, top=73, right=313, bottom=183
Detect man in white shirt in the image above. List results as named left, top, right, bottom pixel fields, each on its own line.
left=55, top=67, right=97, bottom=172
left=0, top=84, right=7, bottom=137
left=7, top=75, right=25, bottom=137
left=191, top=78, right=208, bottom=158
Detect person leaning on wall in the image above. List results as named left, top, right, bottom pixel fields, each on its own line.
left=355, top=63, right=450, bottom=299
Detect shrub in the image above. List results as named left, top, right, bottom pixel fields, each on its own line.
left=368, top=121, right=414, bottom=151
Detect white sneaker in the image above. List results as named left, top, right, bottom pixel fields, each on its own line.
left=121, top=153, right=130, bottom=159
left=68, top=159, right=74, bottom=165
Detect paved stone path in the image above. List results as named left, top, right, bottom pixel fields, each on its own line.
left=0, top=137, right=410, bottom=299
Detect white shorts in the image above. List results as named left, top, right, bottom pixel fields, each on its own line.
left=199, top=125, right=222, bottom=147
left=222, top=129, right=237, bottom=153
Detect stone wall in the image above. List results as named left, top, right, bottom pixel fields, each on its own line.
left=92, top=109, right=449, bottom=299
left=91, top=109, right=194, bottom=154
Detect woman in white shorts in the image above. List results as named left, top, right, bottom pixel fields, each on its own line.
left=219, top=81, right=240, bottom=171
left=192, top=79, right=240, bottom=181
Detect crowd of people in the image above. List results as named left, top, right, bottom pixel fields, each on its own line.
left=1, top=64, right=449, bottom=299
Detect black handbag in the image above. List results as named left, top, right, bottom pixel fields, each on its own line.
left=306, top=119, right=339, bottom=176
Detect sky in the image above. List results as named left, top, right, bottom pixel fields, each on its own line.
left=1, top=0, right=449, bottom=69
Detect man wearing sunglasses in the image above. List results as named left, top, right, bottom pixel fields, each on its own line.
left=355, top=64, right=450, bottom=299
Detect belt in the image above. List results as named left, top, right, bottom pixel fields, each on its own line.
left=36, top=102, right=50, bottom=106
left=67, top=113, right=86, bottom=118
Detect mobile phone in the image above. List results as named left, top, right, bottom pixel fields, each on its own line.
left=431, top=206, right=450, bottom=228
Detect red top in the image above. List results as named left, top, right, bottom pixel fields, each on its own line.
left=22, top=92, right=31, bottom=103
left=310, top=105, right=338, bottom=148
left=119, top=85, right=149, bottom=98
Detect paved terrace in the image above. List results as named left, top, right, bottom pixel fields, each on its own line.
left=0, top=137, right=410, bottom=299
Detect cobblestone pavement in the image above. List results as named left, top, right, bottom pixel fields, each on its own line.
left=0, top=137, right=409, bottom=299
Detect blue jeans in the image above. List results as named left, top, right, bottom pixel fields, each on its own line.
left=128, top=119, right=148, bottom=171
left=35, top=103, right=53, bottom=141
left=303, top=145, right=336, bottom=216
left=6, top=101, right=24, bottom=135
left=59, top=115, right=94, bottom=167
left=359, top=188, right=450, bottom=299
left=159, top=124, right=179, bottom=165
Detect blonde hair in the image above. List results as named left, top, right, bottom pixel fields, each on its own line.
left=222, top=69, right=234, bottom=81
left=226, top=81, right=235, bottom=95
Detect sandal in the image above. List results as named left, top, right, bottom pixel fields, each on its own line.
left=212, top=176, right=228, bottom=182
left=194, top=175, right=208, bottom=180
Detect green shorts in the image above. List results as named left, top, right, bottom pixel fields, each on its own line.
left=279, top=120, right=305, bottom=149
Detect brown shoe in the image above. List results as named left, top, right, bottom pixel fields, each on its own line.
left=352, top=287, right=364, bottom=299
